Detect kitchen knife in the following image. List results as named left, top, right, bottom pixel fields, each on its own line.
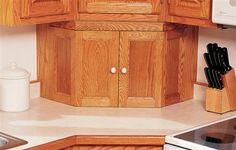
left=213, top=51, right=220, bottom=70
left=214, top=70, right=224, bottom=90
left=211, top=69, right=221, bottom=89
left=203, top=53, right=213, bottom=68
left=207, top=43, right=215, bottom=68
left=221, top=47, right=232, bottom=71
left=207, top=43, right=218, bottom=69
left=216, top=70, right=224, bottom=89
left=216, top=51, right=223, bottom=72
left=204, top=67, right=213, bottom=88
left=212, top=43, right=218, bottom=51
left=207, top=68, right=217, bottom=88
left=218, top=52, right=228, bottom=74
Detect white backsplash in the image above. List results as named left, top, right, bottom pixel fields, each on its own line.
left=197, top=27, right=236, bottom=83
left=0, top=26, right=37, bottom=81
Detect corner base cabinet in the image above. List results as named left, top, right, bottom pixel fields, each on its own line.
left=38, top=22, right=198, bottom=108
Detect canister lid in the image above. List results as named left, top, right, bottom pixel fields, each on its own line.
left=0, top=63, right=30, bottom=79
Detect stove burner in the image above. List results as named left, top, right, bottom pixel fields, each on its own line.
left=201, top=132, right=235, bottom=144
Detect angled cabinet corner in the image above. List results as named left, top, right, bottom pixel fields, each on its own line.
left=38, top=25, right=76, bottom=105
left=38, top=22, right=198, bottom=108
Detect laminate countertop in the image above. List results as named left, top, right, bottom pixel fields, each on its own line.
left=1, top=86, right=236, bottom=149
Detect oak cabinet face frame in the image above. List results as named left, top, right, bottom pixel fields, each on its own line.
left=78, top=0, right=161, bottom=15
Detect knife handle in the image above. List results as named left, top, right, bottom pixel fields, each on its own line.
left=211, top=69, right=221, bottom=89
left=203, top=53, right=213, bottom=68
left=219, top=53, right=228, bottom=74
left=204, top=68, right=212, bottom=88
left=215, top=70, right=224, bottom=90
left=222, top=47, right=232, bottom=71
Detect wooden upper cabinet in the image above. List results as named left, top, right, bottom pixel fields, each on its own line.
left=166, top=0, right=216, bottom=27
left=78, top=0, right=161, bottom=14
left=20, top=0, right=71, bottom=19
left=168, top=0, right=211, bottom=19
left=0, top=0, right=75, bottom=26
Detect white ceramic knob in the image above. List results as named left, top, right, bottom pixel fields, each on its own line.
left=121, top=67, right=128, bottom=74
left=111, top=67, right=117, bottom=74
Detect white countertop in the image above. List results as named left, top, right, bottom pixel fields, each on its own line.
left=1, top=91, right=236, bottom=149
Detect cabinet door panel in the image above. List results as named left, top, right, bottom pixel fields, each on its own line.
left=21, top=0, right=71, bottom=18
left=119, top=32, right=164, bottom=107
left=79, top=0, right=160, bottom=14
left=49, top=28, right=76, bottom=105
left=76, top=31, right=119, bottom=107
left=168, top=0, right=211, bottom=19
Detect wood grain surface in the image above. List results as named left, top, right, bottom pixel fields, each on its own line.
left=163, top=0, right=217, bottom=28
left=51, top=21, right=175, bottom=32
left=76, top=31, right=119, bottom=107
left=38, top=23, right=198, bottom=107
left=28, top=135, right=165, bottom=150
left=119, top=32, right=164, bottom=107
left=205, top=88, right=231, bottom=114
left=78, top=0, right=160, bottom=14
left=0, top=0, right=75, bottom=26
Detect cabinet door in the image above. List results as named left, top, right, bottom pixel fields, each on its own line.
left=168, top=0, right=211, bottom=19
left=48, top=28, right=76, bottom=105
left=21, top=0, right=71, bottom=18
left=119, top=32, right=164, bottom=107
left=76, top=31, right=119, bottom=107
left=79, top=0, right=160, bottom=14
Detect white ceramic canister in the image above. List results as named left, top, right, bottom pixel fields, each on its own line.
left=0, top=63, right=30, bottom=112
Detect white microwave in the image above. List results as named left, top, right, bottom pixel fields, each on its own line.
left=212, top=0, right=236, bottom=26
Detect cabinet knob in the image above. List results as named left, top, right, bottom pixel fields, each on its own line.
left=121, top=67, right=128, bottom=74
left=111, top=67, right=117, bottom=74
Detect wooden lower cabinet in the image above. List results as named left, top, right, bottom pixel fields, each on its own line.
left=27, top=136, right=164, bottom=150
left=38, top=22, right=198, bottom=107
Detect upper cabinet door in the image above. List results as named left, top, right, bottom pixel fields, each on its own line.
left=21, top=0, right=71, bottom=18
left=168, top=0, right=211, bottom=19
left=78, top=0, right=160, bottom=14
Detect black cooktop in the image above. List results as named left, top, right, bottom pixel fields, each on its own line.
left=174, top=118, right=236, bottom=150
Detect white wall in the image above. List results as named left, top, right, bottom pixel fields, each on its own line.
left=0, top=26, right=37, bottom=80
left=197, top=27, right=236, bottom=83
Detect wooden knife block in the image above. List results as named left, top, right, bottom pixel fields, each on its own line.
left=205, top=69, right=236, bottom=114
